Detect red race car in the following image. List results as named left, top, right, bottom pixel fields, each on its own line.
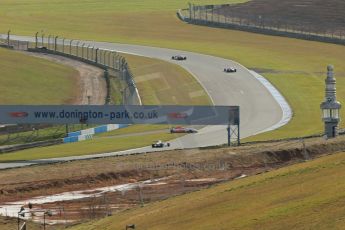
left=170, top=126, right=198, bottom=133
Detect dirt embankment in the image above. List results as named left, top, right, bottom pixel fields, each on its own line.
left=25, top=52, right=106, bottom=105
left=2, top=136, right=345, bottom=226
left=1, top=135, right=345, bottom=202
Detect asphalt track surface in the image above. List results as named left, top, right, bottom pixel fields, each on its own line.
left=0, top=35, right=284, bottom=169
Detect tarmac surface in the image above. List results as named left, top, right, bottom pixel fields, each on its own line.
left=0, top=35, right=288, bottom=169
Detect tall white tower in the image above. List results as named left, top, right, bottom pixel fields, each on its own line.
left=320, top=65, right=341, bottom=138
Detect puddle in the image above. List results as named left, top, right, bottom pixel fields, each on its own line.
left=0, top=178, right=165, bottom=223
left=185, top=178, right=217, bottom=182
left=235, top=174, right=247, bottom=179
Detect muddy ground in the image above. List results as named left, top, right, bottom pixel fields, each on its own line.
left=1, top=135, right=345, bottom=227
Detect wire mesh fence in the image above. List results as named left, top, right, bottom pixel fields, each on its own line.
left=0, top=36, right=29, bottom=50
left=27, top=34, right=140, bottom=106
left=181, top=4, right=345, bottom=45
left=0, top=31, right=141, bottom=146
left=0, top=32, right=141, bottom=106
left=0, top=124, right=96, bottom=147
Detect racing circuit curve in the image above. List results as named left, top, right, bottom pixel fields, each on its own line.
left=0, top=35, right=291, bottom=169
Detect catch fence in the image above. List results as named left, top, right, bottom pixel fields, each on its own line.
left=180, top=4, right=345, bottom=46
left=0, top=32, right=141, bottom=105
left=0, top=32, right=142, bottom=146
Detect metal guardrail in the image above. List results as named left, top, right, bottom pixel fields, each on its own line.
left=0, top=32, right=142, bottom=147
left=0, top=139, right=63, bottom=154
left=179, top=5, right=345, bottom=46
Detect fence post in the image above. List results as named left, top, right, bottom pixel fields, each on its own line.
left=113, top=53, right=116, bottom=69
left=103, top=50, right=107, bottom=65
left=107, top=51, right=111, bottom=67
left=103, top=50, right=106, bottom=65
left=188, top=2, right=192, bottom=20
left=205, top=7, right=208, bottom=21
left=81, top=43, right=85, bottom=59
left=76, top=41, right=80, bottom=57
left=95, top=48, right=99, bottom=63
left=35, top=32, right=39, bottom=48
left=193, top=4, right=196, bottom=22
left=41, top=33, right=44, bottom=47
left=62, top=38, right=66, bottom=53
left=99, top=49, right=103, bottom=64
left=217, top=10, right=220, bottom=23
left=48, top=35, right=51, bottom=49
left=69, top=39, right=74, bottom=54
left=54, top=36, right=58, bottom=52
left=7, top=30, right=10, bottom=48
left=104, top=69, right=110, bottom=104
left=87, top=45, right=91, bottom=60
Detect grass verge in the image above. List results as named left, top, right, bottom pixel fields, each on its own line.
left=0, top=132, right=181, bottom=162
left=69, top=149, right=345, bottom=230
left=122, top=53, right=212, bottom=105
left=0, top=47, right=78, bottom=104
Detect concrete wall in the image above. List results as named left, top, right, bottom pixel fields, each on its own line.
left=63, top=124, right=129, bottom=143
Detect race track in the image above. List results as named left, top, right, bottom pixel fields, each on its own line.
left=87, top=41, right=283, bottom=147
left=0, top=35, right=288, bottom=169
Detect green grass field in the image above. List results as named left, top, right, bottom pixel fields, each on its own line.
left=1, top=0, right=345, bottom=140
left=0, top=132, right=182, bottom=162
left=70, top=150, right=345, bottom=230
left=0, top=47, right=78, bottom=104
left=0, top=47, right=91, bottom=146
left=123, top=53, right=212, bottom=105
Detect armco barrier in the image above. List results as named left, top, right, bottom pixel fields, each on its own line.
left=0, top=139, right=63, bottom=154
left=64, top=124, right=129, bottom=143
left=68, top=124, right=129, bottom=137
left=63, top=134, right=93, bottom=143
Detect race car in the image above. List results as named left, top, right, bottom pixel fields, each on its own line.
left=152, top=140, right=170, bottom=148
left=224, top=67, right=237, bottom=73
left=172, top=55, right=187, bottom=60
left=170, top=126, right=198, bottom=133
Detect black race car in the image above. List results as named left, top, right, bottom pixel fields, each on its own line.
left=172, top=55, right=187, bottom=60
left=224, top=67, right=237, bottom=73
left=152, top=140, right=170, bottom=148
